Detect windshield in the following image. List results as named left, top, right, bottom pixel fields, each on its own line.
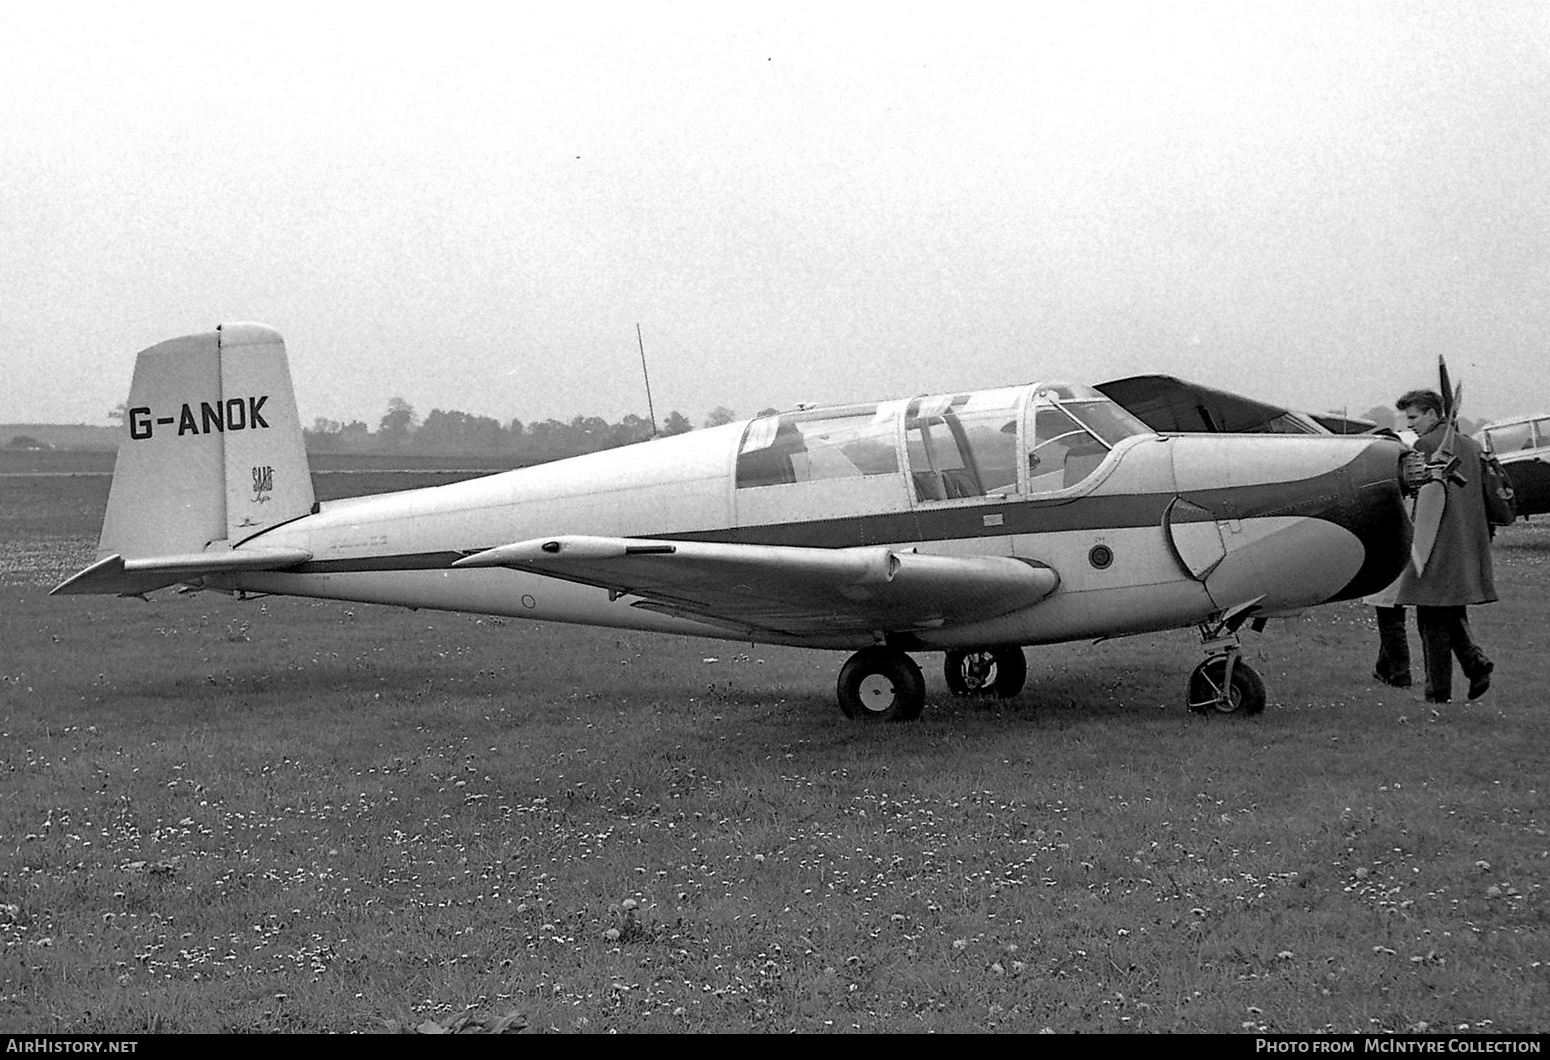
left=1022, top=386, right=1151, bottom=494
left=1485, top=420, right=1543, bottom=453
left=1036, top=384, right=1154, bottom=444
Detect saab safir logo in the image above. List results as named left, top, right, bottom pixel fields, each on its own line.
left=251, top=465, right=274, bottom=503
left=249, top=464, right=274, bottom=502
left=128, top=397, right=270, bottom=441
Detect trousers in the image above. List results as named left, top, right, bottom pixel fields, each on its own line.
left=1373, top=606, right=1412, bottom=686
left=1415, top=605, right=1490, bottom=703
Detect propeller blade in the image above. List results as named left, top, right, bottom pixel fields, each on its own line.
left=1410, top=479, right=1447, bottom=574
left=1430, top=359, right=1462, bottom=467
left=1409, top=356, right=1465, bottom=575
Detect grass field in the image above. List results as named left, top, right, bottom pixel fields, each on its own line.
left=1, top=468, right=1545, bottom=1033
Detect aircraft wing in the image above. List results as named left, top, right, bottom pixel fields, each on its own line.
left=1309, top=412, right=1379, bottom=435
left=452, top=536, right=1059, bottom=636
left=1097, top=375, right=1340, bottom=434
left=1096, top=375, right=1295, bottom=433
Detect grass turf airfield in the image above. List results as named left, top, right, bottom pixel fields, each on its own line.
left=1, top=464, right=1546, bottom=1034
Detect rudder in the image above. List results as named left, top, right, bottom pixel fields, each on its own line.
left=216, top=323, right=315, bottom=544
left=97, top=322, right=315, bottom=562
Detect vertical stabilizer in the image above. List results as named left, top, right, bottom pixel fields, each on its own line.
left=217, top=323, right=315, bottom=543
left=98, top=332, right=226, bottom=560
left=96, top=323, right=315, bottom=563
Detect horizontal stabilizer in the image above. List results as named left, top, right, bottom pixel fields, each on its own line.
left=454, top=535, right=1059, bottom=636
left=51, top=547, right=313, bottom=597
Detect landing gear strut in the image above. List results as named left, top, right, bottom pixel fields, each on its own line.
left=1188, top=608, right=1266, bottom=716
left=943, top=647, right=1027, bottom=699
left=836, top=647, right=925, bottom=721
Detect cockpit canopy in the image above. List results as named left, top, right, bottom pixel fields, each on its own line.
left=736, top=382, right=1152, bottom=501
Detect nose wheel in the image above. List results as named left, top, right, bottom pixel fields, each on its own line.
left=1187, top=604, right=1268, bottom=716
left=1187, top=649, right=1266, bottom=715
left=943, top=647, right=1027, bottom=699
left=837, top=647, right=926, bottom=721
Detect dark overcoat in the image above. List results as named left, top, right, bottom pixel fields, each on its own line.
left=1393, top=424, right=1498, bottom=606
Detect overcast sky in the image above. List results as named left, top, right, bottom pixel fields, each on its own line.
left=4, top=2, right=1548, bottom=430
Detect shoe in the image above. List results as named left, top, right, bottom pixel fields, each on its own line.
left=1372, top=669, right=1412, bottom=688
left=1468, top=660, right=1494, bottom=701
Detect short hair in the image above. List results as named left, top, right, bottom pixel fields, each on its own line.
left=1396, top=389, right=1443, bottom=416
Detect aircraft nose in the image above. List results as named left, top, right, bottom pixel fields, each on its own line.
left=1168, top=433, right=1416, bottom=611
left=1328, top=436, right=1414, bottom=601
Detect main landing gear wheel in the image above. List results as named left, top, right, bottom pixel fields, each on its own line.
left=1187, top=655, right=1266, bottom=716
left=837, top=647, right=926, bottom=722
left=943, top=647, right=1028, bottom=699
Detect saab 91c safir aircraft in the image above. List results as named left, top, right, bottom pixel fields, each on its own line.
left=55, top=323, right=1420, bottom=721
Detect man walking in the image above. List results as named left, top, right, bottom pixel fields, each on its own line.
left=1392, top=389, right=1497, bottom=704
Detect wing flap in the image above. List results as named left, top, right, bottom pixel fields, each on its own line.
left=51, top=547, right=313, bottom=596
left=453, top=536, right=1058, bottom=635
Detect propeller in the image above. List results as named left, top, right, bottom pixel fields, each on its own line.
left=1409, top=355, right=1466, bottom=575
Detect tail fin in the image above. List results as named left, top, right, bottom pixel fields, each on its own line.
left=54, top=323, right=315, bottom=595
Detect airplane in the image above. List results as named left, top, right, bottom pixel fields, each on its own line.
left=53, top=323, right=1422, bottom=721
left=1477, top=412, right=1550, bottom=518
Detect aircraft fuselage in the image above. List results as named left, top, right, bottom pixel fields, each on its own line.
left=223, top=399, right=1410, bottom=652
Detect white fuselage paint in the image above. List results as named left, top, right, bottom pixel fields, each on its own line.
left=226, top=425, right=1379, bottom=653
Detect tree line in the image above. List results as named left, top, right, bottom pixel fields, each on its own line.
left=303, top=399, right=747, bottom=459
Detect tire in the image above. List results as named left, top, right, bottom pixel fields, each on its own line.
left=943, top=647, right=1027, bottom=699
left=837, top=648, right=926, bottom=721
left=1187, top=656, right=1266, bottom=716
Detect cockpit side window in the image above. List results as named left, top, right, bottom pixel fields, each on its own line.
left=736, top=405, right=900, bottom=489
left=905, top=392, right=1020, bottom=502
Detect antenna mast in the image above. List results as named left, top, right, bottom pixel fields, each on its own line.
left=636, top=323, right=659, bottom=436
